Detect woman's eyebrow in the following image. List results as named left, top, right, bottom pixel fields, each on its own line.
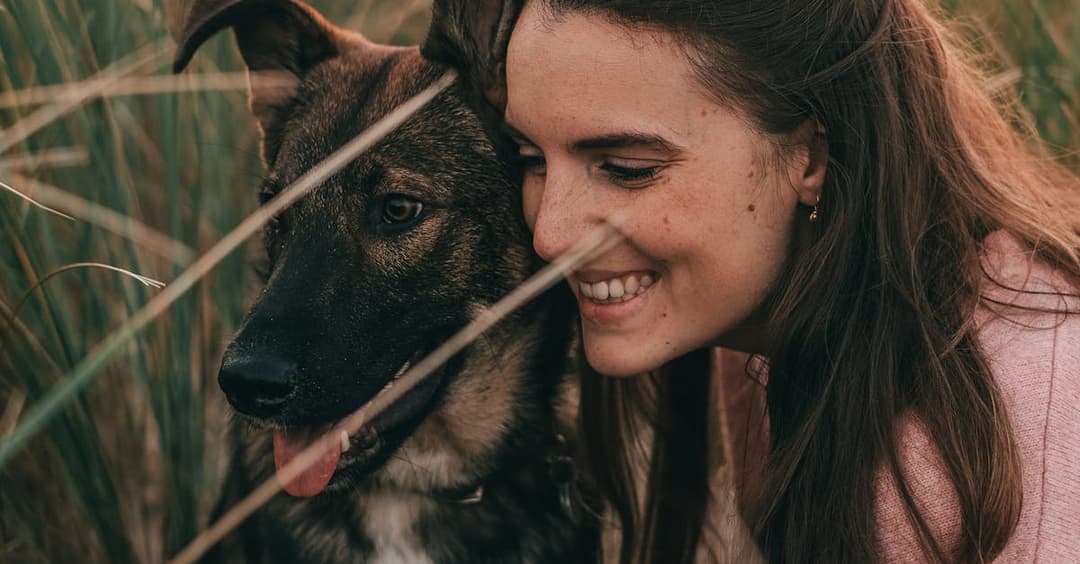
left=501, top=121, right=684, bottom=156
left=570, top=132, right=684, bottom=155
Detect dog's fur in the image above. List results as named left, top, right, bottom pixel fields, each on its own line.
left=174, top=1, right=597, bottom=562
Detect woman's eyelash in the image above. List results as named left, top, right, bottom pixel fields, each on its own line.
left=601, top=163, right=659, bottom=182
left=515, top=152, right=659, bottom=184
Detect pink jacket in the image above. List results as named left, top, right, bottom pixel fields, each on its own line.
left=711, top=231, right=1080, bottom=561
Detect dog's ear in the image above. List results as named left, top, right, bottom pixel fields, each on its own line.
left=421, top=0, right=523, bottom=111
left=173, top=0, right=339, bottom=164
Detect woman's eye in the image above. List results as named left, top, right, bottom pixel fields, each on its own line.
left=600, top=162, right=660, bottom=185
left=382, top=195, right=424, bottom=224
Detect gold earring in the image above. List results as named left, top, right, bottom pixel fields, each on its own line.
left=809, top=195, right=821, bottom=223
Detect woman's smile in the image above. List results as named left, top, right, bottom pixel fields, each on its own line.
left=572, top=269, right=661, bottom=325
left=575, top=269, right=657, bottom=302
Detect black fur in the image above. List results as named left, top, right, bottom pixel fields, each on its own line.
left=174, top=1, right=598, bottom=562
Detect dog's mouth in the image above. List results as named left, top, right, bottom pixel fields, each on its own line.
left=271, top=348, right=449, bottom=497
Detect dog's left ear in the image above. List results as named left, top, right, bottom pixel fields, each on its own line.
left=172, top=0, right=341, bottom=164
left=421, top=0, right=523, bottom=111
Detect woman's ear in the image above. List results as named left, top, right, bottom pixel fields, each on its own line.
left=790, top=121, right=829, bottom=206
left=422, top=0, right=523, bottom=111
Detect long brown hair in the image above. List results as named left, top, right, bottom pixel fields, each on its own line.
left=540, top=0, right=1080, bottom=562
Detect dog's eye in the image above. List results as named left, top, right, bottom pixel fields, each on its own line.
left=382, top=196, right=424, bottom=224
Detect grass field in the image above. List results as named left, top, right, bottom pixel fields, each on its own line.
left=0, top=1, right=1077, bottom=562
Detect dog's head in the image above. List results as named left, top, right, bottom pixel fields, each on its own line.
left=175, top=0, right=564, bottom=498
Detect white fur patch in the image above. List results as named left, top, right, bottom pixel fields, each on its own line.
left=360, top=492, right=434, bottom=564
left=379, top=445, right=458, bottom=489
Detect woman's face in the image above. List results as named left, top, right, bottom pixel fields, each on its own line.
left=505, top=4, right=823, bottom=376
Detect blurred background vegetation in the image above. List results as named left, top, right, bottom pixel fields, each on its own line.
left=0, top=0, right=1076, bottom=562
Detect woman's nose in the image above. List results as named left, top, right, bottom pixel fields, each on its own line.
left=526, top=167, right=593, bottom=264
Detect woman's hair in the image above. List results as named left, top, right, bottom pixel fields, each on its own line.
left=534, top=0, right=1080, bottom=562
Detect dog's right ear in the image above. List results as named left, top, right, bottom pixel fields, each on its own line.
left=173, top=0, right=339, bottom=164
left=421, top=0, right=523, bottom=111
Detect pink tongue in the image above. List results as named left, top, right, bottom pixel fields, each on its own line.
left=272, top=427, right=341, bottom=497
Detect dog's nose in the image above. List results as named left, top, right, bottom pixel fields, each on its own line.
left=218, top=353, right=296, bottom=417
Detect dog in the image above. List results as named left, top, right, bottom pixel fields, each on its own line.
left=173, top=0, right=598, bottom=562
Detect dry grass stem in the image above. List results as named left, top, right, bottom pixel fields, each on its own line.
left=985, top=68, right=1023, bottom=96
left=167, top=221, right=623, bottom=564
left=0, top=71, right=297, bottom=109
left=2, top=173, right=196, bottom=265
left=347, top=0, right=428, bottom=42
left=0, top=147, right=89, bottom=170
left=0, top=38, right=171, bottom=154
left=0, top=298, right=66, bottom=381
left=11, top=261, right=166, bottom=321
left=0, top=389, right=27, bottom=438
left=1, top=178, right=76, bottom=221
left=0, top=69, right=458, bottom=471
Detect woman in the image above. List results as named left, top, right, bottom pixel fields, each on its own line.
left=476, top=0, right=1080, bottom=561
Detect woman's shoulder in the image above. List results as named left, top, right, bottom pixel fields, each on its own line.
left=877, top=230, right=1080, bottom=561
left=975, top=229, right=1079, bottom=446
left=973, top=229, right=1080, bottom=561
left=976, top=228, right=1080, bottom=317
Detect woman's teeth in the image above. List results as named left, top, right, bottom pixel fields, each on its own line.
left=579, top=273, right=654, bottom=304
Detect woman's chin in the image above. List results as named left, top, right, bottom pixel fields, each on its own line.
left=583, top=339, right=661, bottom=378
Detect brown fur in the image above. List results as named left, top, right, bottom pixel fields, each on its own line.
left=174, top=1, right=597, bottom=562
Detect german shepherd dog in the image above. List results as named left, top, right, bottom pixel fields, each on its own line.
left=173, top=0, right=597, bottom=562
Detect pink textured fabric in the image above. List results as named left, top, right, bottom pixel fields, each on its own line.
left=878, top=231, right=1080, bottom=562
left=714, top=230, right=1080, bottom=561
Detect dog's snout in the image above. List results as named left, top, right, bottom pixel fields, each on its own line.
left=218, top=353, right=296, bottom=417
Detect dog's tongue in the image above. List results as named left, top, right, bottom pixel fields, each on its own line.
left=272, top=427, right=340, bottom=497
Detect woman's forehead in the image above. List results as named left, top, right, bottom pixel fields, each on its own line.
left=505, top=6, right=716, bottom=144
left=509, top=2, right=684, bottom=70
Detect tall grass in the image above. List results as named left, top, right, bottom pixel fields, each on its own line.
left=948, top=0, right=1080, bottom=161
left=0, top=1, right=431, bottom=562
left=0, top=1, right=1076, bottom=562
